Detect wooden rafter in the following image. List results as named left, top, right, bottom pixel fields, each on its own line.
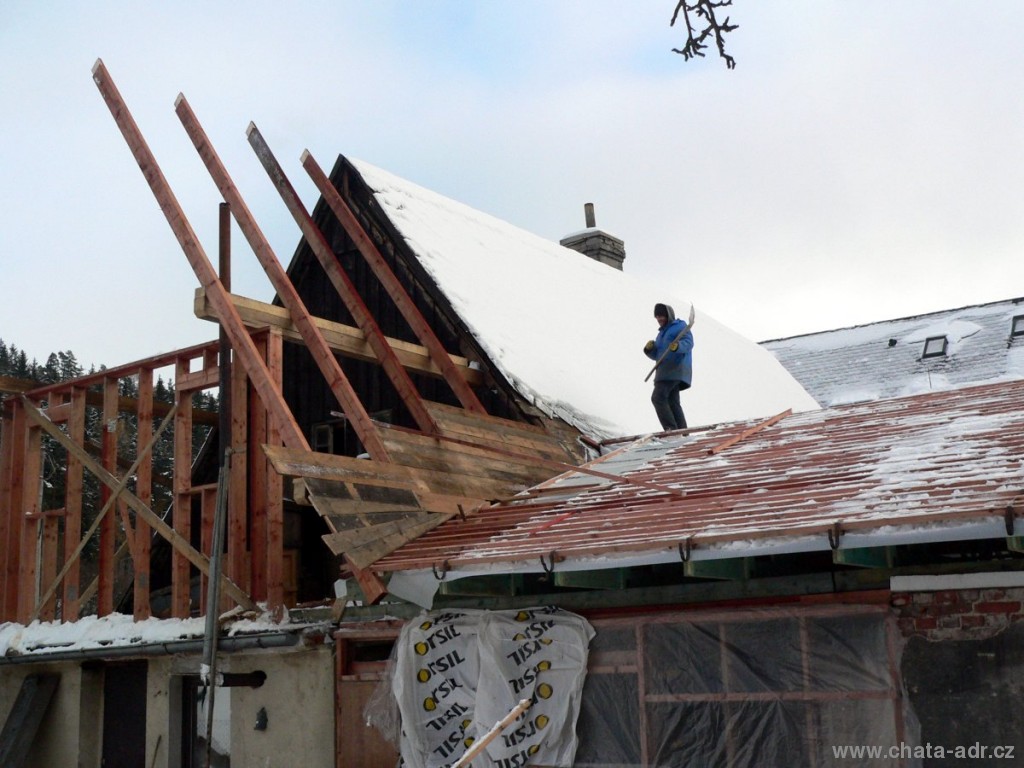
left=246, top=123, right=440, bottom=436
left=302, top=149, right=488, bottom=415
left=174, top=95, right=391, bottom=462
left=91, top=59, right=308, bottom=452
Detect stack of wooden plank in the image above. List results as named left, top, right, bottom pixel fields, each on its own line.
left=265, top=401, right=578, bottom=569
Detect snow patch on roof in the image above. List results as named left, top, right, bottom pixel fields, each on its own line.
left=351, top=159, right=819, bottom=439
left=0, top=610, right=301, bottom=658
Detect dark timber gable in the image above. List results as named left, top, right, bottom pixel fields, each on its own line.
left=279, top=155, right=530, bottom=456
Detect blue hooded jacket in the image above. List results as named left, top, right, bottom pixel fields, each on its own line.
left=644, top=304, right=693, bottom=386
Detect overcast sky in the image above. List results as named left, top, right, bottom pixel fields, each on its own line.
left=2, top=1, right=1022, bottom=372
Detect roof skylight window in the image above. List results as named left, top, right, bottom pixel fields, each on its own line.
left=922, top=335, right=948, bottom=359
left=1011, top=314, right=1024, bottom=338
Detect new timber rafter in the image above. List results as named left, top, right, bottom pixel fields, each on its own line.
left=91, top=59, right=308, bottom=452
left=246, top=123, right=440, bottom=436
left=173, top=94, right=391, bottom=462
left=301, top=149, right=488, bottom=415
left=93, top=60, right=389, bottom=603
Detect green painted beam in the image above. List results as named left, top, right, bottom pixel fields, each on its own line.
left=684, top=557, right=750, bottom=581
left=437, top=573, right=525, bottom=597
left=554, top=568, right=629, bottom=590
left=833, top=547, right=896, bottom=569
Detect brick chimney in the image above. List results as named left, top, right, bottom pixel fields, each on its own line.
left=559, top=203, right=626, bottom=270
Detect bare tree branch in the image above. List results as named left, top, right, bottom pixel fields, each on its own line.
left=670, top=0, right=738, bottom=69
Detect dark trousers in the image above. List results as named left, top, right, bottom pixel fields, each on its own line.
left=652, top=380, right=687, bottom=431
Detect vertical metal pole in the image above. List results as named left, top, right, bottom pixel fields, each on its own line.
left=202, top=203, right=233, bottom=768
left=201, top=453, right=230, bottom=768
left=218, top=202, right=232, bottom=464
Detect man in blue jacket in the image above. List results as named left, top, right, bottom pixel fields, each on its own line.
left=643, top=303, right=693, bottom=431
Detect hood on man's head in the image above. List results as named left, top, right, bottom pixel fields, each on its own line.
left=654, top=303, right=676, bottom=322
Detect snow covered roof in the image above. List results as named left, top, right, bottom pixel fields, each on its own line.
left=376, top=378, right=1024, bottom=608
left=349, top=159, right=819, bottom=440
left=762, top=297, right=1024, bottom=407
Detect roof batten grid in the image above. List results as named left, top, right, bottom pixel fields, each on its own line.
left=373, top=379, right=1024, bottom=572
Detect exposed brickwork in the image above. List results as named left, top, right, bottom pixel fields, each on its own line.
left=892, top=586, right=1024, bottom=641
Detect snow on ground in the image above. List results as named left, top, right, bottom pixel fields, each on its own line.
left=352, top=159, right=820, bottom=440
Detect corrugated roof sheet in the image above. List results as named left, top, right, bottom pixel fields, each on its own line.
left=375, top=379, right=1024, bottom=576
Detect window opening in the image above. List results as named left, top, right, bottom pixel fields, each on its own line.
left=1011, top=314, right=1024, bottom=339
left=921, top=335, right=948, bottom=359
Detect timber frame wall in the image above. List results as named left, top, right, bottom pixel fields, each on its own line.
left=0, top=61, right=586, bottom=627
left=0, top=335, right=283, bottom=624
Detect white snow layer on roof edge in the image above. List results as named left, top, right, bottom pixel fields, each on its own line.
left=351, top=159, right=820, bottom=439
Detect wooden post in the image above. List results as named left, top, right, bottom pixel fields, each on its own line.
left=1, top=400, right=27, bottom=621
left=265, top=329, right=285, bottom=612
left=175, top=98, right=395, bottom=460
left=228, top=349, right=249, bottom=595
left=173, top=360, right=194, bottom=618
left=246, top=124, right=439, bottom=437
left=249, top=331, right=270, bottom=603
left=97, top=378, right=119, bottom=616
left=0, top=401, right=15, bottom=621
left=63, top=387, right=86, bottom=620
left=34, top=394, right=64, bottom=622
left=302, top=149, right=488, bottom=415
left=134, top=370, right=154, bottom=619
left=17, top=420, right=42, bottom=623
left=91, top=59, right=309, bottom=453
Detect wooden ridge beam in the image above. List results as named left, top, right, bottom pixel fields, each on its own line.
left=91, top=59, right=308, bottom=452
left=246, top=123, right=439, bottom=436
left=174, top=95, right=390, bottom=462
left=193, top=289, right=483, bottom=385
left=302, top=149, right=488, bottom=415
left=22, top=397, right=257, bottom=611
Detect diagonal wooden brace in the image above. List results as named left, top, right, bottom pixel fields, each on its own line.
left=29, top=402, right=178, bottom=622
left=22, top=397, right=257, bottom=612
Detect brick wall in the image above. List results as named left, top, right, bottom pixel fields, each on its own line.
left=892, top=586, right=1024, bottom=641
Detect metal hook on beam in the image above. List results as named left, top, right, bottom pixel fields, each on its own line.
left=1005, top=506, right=1017, bottom=537
left=828, top=522, right=843, bottom=550
left=432, top=560, right=450, bottom=582
left=678, top=537, right=693, bottom=562
left=539, top=551, right=557, bottom=575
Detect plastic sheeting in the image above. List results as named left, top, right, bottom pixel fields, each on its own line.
left=368, top=606, right=920, bottom=767
left=572, top=609, right=920, bottom=767
left=377, top=607, right=594, bottom=768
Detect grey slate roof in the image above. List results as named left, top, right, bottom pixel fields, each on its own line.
left=761, top=297, right=1024, bottom=407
